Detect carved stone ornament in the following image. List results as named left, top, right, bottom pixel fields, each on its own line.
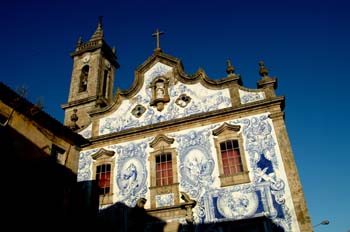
left=149, top=76, right=170, bottom=111
left=175, top=94, right=191, bottom=108
left=91, top=148, right=115, bottom=160
left=131, top=104, right=146, bottom=118
left=82, top=54, right=90, bottom=63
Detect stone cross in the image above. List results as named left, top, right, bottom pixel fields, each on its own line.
left=152, top=29, right=164, bottom=51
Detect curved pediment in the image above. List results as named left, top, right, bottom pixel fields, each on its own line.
left=149, top=134, right=175, bottom=148
left=212, top=122, right=241, bottom=136
left=91, top=148, right=115, bottom=160
left=90, top=52, right=235, bottom=117
left=135, top=52, right=236, bottom=90
left=88, top=51, right=236, bottom=136
left=87, top=53, right=279, bottom=138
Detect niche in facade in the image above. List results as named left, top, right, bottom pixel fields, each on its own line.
left=149, top=76, right=170, bottom=111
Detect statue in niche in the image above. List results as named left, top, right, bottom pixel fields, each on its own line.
left=156, top=82, right=165, bottom=98
left=79, top=65, right=89, bottom=92
left=150, top=76, right=170, bottom=111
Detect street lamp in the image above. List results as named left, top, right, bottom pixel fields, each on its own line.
left=313, top=220, right=330, bottom=230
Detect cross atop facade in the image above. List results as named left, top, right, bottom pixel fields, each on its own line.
left=152, top=29, right=164, bottom=52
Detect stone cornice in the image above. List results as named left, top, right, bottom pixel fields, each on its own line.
left=268, top=111, right=285, bottom=120
left=61, top=96, right=99, bottom=109
left=84, top=96, right=285, bottom=147
left=70, top=40, right=104, bottom=57
left=70, top=40, right=119, bottom=68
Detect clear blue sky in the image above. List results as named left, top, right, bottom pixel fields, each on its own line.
left=1, top=0, right=349, bottom=231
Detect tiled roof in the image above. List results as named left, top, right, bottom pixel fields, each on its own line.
left=0, top=82, right=89, bottom=146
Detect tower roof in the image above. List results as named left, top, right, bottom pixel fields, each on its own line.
left=70, top=17, right=119, bottom=68
left=90, top=16, right=104, bottom=41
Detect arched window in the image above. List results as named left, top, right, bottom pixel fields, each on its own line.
left=79, top=65, right=89, bottom=92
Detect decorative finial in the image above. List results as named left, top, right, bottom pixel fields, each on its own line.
left=77, top=37, right=83, bottom=46
left=98, top=16, right=103, bottom=29
left=259, top=61, right=269, bottom=77
left=70, top=109, right=78, bottom=123
left=226, top=59, right=235, bottom=75
left=152, top=28, right=164, bottom=52
left=70, top=109, right=79, bottom=130
left=90, top=16, right=104, bottom=41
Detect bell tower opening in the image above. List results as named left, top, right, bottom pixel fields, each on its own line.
left=79, top=65, right=89, bottom=92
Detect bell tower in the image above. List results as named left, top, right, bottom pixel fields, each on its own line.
left=61, top=17, right=119, bottom=130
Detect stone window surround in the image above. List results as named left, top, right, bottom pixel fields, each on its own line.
left=79, top=65, right=89, bottom=93
left=212, top=123, right=250, bottom=187
left=91, top=148, right=115, bottom=206
left=149, top=134, right=179, bottom=209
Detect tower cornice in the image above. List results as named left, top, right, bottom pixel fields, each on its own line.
left=70, top=40, right=119, bottom=68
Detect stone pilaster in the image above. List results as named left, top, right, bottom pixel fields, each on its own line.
left=269, top=111, right=313, bottom=232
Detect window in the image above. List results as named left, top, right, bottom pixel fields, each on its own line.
left=213, top=123, right=250, bottom=187
left=149, top=134, right=179, bottom=208
left=91, top=148, right=115, bottom=206
left=96, top=164, right=111, bottom=195
left=156, top=153, right=173, bottom=186
left=220, top=140, right=243, bottom=175
left=50, top=144, right=66, bottom=165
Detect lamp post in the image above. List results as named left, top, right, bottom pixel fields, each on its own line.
left=313, top=220, right=330, bottom=230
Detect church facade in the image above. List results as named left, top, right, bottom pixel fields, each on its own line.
left=62, top=20, right=312, bottom=231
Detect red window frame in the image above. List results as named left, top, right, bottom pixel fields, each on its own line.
left=156, top=153, right=173, bottom=186
left=96, top=164, right=111, bottom=195
left=220, top=140, right=243, bottom=175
